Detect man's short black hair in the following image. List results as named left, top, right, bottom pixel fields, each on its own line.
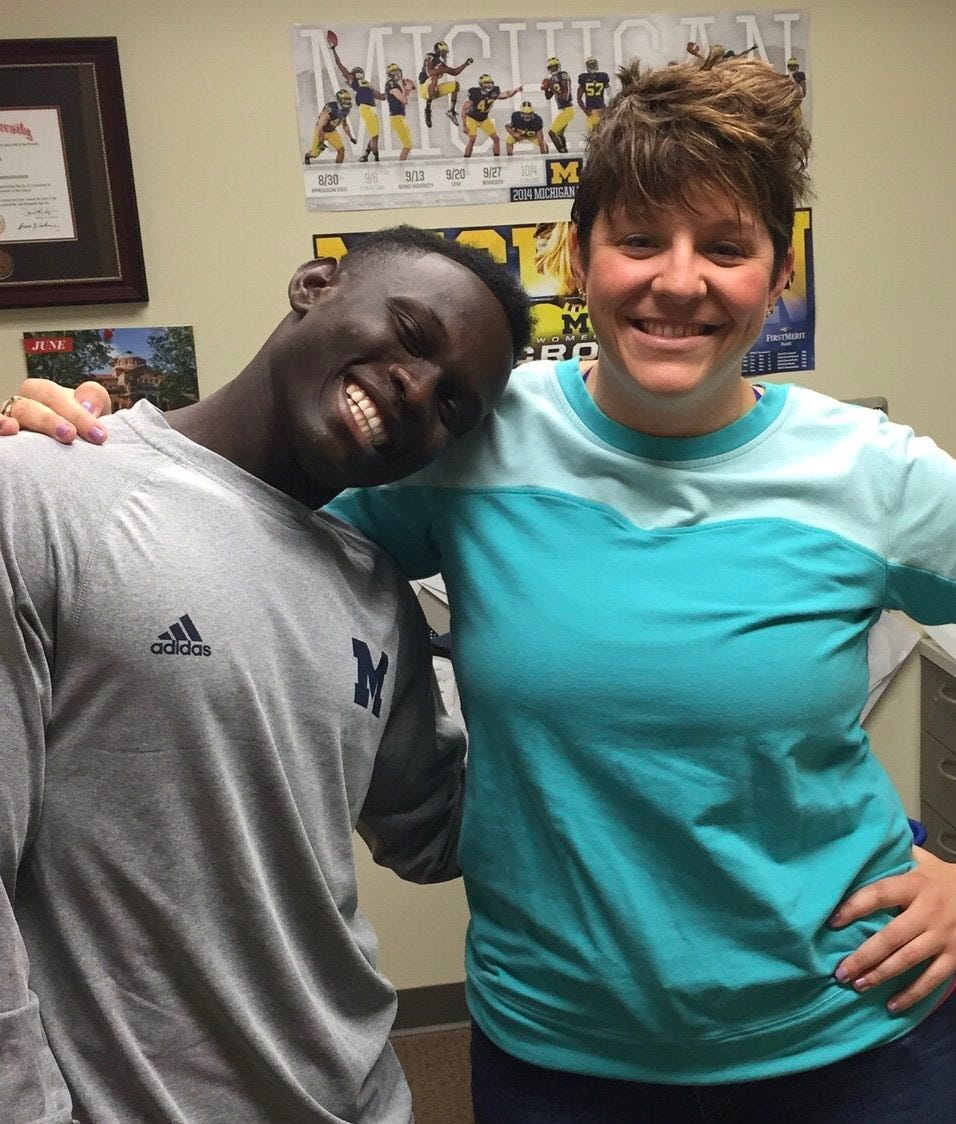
left=344, top=225, right=532, bottom=362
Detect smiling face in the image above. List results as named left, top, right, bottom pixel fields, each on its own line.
left=571, top=193, right=793, bottom=436
left=270, top=251, right=515, bottom=496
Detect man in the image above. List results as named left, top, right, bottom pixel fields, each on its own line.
left=541, top=56, right=574, bottom=153
left=505, top=100, right=548, bottom=155
left=384, top=62, right=415, bottom=161
left=576, top=55, right=611, bottom=130
left=329, top=42, right=386, bottom=162
left=0, top=227, right=530, bottom=1123
left=418, top=40, right=472, bottom=128
left=304, top=88, right=356, bottom=164
left=462, top=73, right=523, bottom=158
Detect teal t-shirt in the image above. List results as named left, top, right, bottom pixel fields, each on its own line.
left=329, top=360, right=956, bottom=1082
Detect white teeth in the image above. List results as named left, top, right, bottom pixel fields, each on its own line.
left=345, top=383, right=389, bottom=448
left=637, top=320, right=710, bottom=339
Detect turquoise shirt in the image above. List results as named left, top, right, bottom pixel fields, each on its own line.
left=329, top=360, right=956, bottom=1082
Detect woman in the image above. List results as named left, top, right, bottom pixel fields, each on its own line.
left=8, top=50, right=956, bottom=1120
left=336, top=50, right=956, bottom=1119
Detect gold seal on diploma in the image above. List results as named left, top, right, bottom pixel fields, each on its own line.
left=0, top=250, right=14, bottom=280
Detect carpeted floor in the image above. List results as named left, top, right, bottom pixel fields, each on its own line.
left=391, top=1024, right=474, bottom=1124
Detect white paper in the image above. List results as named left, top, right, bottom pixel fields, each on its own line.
left=0, top=108, right=76, bottom=243
left=417, top=573, right=448, bottom=605
left=923, top=624, right=956, bottom=664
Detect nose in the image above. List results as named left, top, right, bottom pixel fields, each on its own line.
left=650, top=244, right=706, bottom=303
left=388, top=359, right=443, bottom=417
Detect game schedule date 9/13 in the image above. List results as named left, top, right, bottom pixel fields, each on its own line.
left=304, top=156, right=574, bottom=208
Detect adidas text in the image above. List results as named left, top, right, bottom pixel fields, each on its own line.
left=150, top=640, right=212, bottom=656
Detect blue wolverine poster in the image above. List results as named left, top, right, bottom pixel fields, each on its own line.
left=291, top=10, right=810, bottom=211
left=313, top=211, right=815, bottom=374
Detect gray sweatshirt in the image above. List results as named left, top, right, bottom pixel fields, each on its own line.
left=0, top=402, right=465, bottom=1123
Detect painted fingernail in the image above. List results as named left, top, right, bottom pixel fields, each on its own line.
left=834, top=966, right=850, bottom=983
left=80, top=400, right=96, bottom=413
left=887, top=999, right=900, bottom=1013
left=88, top=425, right=106, bottom=444
left=828, top=910, right=843, bottom=926
left=853, top=977, right=870, bottom=992
left=56, top=423, right=73, bottom=440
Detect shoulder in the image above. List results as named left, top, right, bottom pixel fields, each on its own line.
left=0, top=410, right=159, bottom=504
left=782, top=385, right=953, bottom=475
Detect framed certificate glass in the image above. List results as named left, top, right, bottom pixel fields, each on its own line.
left=0, top=37, right=147, bottom=308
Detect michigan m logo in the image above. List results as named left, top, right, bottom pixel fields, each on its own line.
left=547, top=158, right=581, bottom=185
left=352, top=639, right=389, bottom=717
left=562, top=309, right=590, bottom=333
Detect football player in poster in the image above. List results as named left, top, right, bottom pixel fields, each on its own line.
left=304, top=88, right=356, bottom=164
left=461, top=73, right=523, bottom=158
left=787, top=55, right=808, bottom=99
left=384, top=62, right=415, bottom=161
left=506, top=101, right=547, bottom=155
left=418, top=40, right=473, bottom=128
left=541, top=56, right=574, bottom=153
left=576, top=56, right=611, bottom=130
left=329, top=41, right=386, bottom=162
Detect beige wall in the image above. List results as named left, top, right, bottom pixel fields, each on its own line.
left=2, top=1, right=953, bottom=988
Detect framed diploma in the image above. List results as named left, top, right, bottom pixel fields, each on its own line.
left=0, top=38, right=147, bottom=308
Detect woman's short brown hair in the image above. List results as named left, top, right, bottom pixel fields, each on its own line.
left=570, top=49, right=811, bottom=273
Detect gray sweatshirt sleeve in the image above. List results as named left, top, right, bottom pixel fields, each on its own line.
left=357, top=596, right=465, bottom=884
left=0, top=454, right=74, bottom=1121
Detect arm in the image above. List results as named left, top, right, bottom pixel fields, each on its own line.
left=830, top=421, right=956, bottom=1010
left=326, top=476, right=443, bottom=580
left=444, top=58, right=473, bottom=77
left=576, top=82, right=586, bottom=111
left=357, top=595, right=466, bottom=883
left=1, top=378, right=111, bottom=443
left=330, top=47, right=352, bottom=84
left=498, top=85, right=522, bottom=100
left=0, top=455, right=74, bottom=1118
left=343, top=118, right=356, bottom=143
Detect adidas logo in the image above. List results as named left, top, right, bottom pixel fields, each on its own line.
left=150, top=613, right=212, bottom=657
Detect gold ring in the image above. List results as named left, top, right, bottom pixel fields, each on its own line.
left=0, top=394, right=23, bottom=417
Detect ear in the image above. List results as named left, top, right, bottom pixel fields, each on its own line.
left=569, top=225, right=587, bottom=294
left=770, top=245, right=796, bottom=304
left=287, top=258, right=340, bottom=314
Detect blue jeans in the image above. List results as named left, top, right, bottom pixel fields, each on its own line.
left=470, top=998, right=956, bottom=1123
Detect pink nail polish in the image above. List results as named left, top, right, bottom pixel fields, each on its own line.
left=834, top=966, right=850, bottom=983
left=853, top=977, right=870, bottom=991
left=56, top=423, right=72, bottom=440
left=81, top=400, right=95, bottom=413
left=89, top=425, right=106, bottom=444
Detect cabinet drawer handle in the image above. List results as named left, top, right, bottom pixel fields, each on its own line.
left=935, top=685, right=956, bottom=708
left=939, top=759, right=956, bottom=782
left=934, top=830, right=956, bottom=859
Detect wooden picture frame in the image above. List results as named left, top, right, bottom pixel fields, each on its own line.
left=0, top=37, right=148, bottom=308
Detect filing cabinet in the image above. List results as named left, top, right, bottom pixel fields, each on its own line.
left=920, top=641, right=956, bottom=861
